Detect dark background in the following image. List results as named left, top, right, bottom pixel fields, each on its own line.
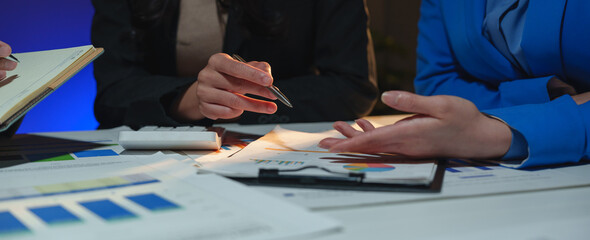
left=0, top=0, right=420, bottom=133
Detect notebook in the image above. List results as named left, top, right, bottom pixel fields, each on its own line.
left=0, top=45, right=103, bottom=131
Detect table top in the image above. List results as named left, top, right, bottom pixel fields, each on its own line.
left=18, top=115, right=590, bottom=240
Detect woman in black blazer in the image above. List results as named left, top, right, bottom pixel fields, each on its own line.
left=91, top=0, right=378, bottom=129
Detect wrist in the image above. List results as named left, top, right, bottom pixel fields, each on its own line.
left=476, top=113, right=512, bottom=158
left=170, top=82, right=205, bottom=122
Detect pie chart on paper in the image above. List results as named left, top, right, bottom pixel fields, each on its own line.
left=343, top=163, right=396, bottom=172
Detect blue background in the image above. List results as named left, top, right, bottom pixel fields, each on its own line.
left=1, top=1, right=97, bottom=133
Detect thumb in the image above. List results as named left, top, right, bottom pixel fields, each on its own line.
left=0, top=41, right=11, bottom=58
left=381, top=91, right=444, bottom=117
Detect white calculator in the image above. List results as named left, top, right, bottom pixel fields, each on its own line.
left=118, top=126, right=223, bottom=150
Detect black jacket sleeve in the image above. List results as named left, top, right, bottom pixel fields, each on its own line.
left=91, top=0, right=196, bottom=129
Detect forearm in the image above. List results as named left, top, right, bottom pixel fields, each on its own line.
left=94, top=73, right=195, bottom=128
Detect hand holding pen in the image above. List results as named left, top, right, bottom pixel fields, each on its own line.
left=171, top=53, right=291, bottom=122
left=0, top=40, right=18, bottom=80
left=231, top=54, right=292, bottom=108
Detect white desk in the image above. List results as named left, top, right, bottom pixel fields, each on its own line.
left=215, top=115, right=590, bottom=240
left=19, top=115, right=590, bottom=240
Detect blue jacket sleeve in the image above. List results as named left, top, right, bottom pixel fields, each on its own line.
left=484, top=95, right=589, bottom=168
left=414, top=0, right=552, bottom=110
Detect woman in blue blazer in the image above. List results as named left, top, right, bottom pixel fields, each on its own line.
left=320, top=0, right=590, bottom=168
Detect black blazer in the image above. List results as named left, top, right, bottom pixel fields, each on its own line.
left=91, top=0, right=378, bottom=129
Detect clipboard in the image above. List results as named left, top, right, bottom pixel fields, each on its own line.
left=196, top=127, right=447, bottom=193
left=229, top=159, right=446, bottom=192
left=0, top=45, right=104, bottom=132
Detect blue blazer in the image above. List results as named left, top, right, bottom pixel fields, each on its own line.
left=414, top=0, right=590, bottom=168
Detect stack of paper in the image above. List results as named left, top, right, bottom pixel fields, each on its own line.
left=0, top=136, right=340, bottom=240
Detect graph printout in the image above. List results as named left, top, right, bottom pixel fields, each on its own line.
left=0, top=154, right=339, bottom=240
left=198, top=127, right=437, bottom=185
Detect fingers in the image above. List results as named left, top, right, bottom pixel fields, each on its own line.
left=248, top=61, right=272, bottom=75
left=0, top=57, right=17, bottom=80
left=0, top=41, right=11, bottom=58
left=0, top=59, right=18, bottom=71
left=209, top=53, right=272, bottom=87
left=198, top=68, right=276, bottom=100
left=194, top=53, right=279, bottom=120
left=328, top=130, right=394, bottom=154
left=318, top=137, right=345, bottom=149
left=320, top=119, right=379, bottom=151
left=355, top=119, right=375, bottom=132
left=322, top=119, right=376, bottom=147
left=332, top=121, right=362, bottom=138
left=332, top=119, right=376, bottom=138
left=198, top=102, right=243, bottom=120
left=198, top=87, right=277, bottom=119
left=381, top=91, right=449, bottom=118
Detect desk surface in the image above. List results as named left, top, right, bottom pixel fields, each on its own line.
left=21, top=115, right=590, bottom=240
left=215, top=115, right=590, bottom=240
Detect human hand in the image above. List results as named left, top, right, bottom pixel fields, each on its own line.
left=0, top=41, right=18, bottom=80
left=572, top=91, right=590, bottom=105
left=547, top=77, right=576, bottom=100
left=172, top=53, right=278, bottom=121
left=319, top=91, right=512, bottom=159
left=545, top=77, right=590, bottom=105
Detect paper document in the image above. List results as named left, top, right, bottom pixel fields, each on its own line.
left=255, top=159, right=590, bottom=209
left=0, top=152, right=340, bottom=240
left=198, top=126, right=438, bottom=185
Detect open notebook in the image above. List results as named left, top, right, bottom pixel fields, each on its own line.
left=0, top=45, right=103, bottom=131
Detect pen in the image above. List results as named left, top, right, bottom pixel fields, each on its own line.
left=231, top=54, right=293, bottom=108
left=8, top=54, right=19, bottom=63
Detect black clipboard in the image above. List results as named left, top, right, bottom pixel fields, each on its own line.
left=230, top=159, right=447, bottom=193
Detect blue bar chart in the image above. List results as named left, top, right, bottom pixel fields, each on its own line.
left=79, top=199, right=138, bottom=222
left=126, top=193, right=180, bottom=212
left=29, top=205, right=81, bottom=225
left=0, top=173, right=185, bottom=237
left=0, top=191, right=183, bottom=237
left=446, top=159, right=504, bottom=176
left=0, top=211, right=30, bottom=236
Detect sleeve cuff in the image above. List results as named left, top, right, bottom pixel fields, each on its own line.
left=501, top=127, right=529, bottom=161
left=579, top=101, right=590, bottom=160
left=483, top=95, right=585, bottom=168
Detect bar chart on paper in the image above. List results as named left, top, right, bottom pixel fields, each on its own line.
left=0, top=173, right=182, bottom=237
left=445, top=159, right=504, bottom=178
left=0, top=172, right=281, bottom=240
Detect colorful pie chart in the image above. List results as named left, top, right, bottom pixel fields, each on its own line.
left=343, top=163, right=396, bottom=172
